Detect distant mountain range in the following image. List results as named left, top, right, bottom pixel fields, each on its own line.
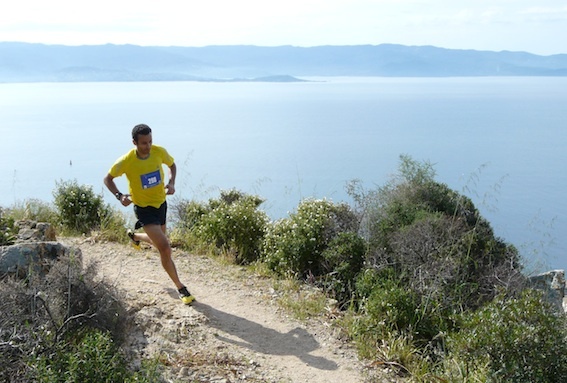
left=1, top=42, right=566, bottom=82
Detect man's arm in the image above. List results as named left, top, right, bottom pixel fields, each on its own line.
left=104, top=173, right=131, bottom=206
left=166, top=162, right=177, bottom=195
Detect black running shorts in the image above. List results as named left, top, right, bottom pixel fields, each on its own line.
left=134, top=202, right=167, bottom=229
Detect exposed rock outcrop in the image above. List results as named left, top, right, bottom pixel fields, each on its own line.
left=15, top=220, right=56, bottom=242
left=0, top=221, right=80, bottom=279
left=529, top=269, right=566, bottom=313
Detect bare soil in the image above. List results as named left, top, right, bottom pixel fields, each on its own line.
left=61, top=238, right=399, bottom=383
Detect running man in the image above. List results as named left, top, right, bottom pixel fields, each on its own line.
left=103, top=123, right=194, bottom=305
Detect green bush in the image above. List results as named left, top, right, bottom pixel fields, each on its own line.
left=342, top=156, right=528, bottom=377
left=172, top=199, right=210, bottom=230
left=262, top=198, right=361, bottom=279
left=350, top=155, right=525, bottom=315
left=53, top=179, right=110, bottom=234
left=320, top=232, right=366, bottom=306
left=173, top=189, right=269, bottom=264
left=363, top=278, right=420, bottom=334
left=354, top=267, right=387, bottom=303
left=0, top=207, right=17, bottom=245
left=446, top=289, right=567, bottom=382
left=33, top=328, right=162, bottom=383
left=350, top=269, right=443, bottom=357
left=197, top=198, right=269, bottom=264
left=34, top=329, right=130, bottom=382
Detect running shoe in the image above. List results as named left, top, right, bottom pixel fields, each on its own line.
left=127, top=229, right=141, bottom=250
left=178, top=286, right=195, bottom=305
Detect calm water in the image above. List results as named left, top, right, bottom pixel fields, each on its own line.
left=1, top=77, right=566, bottom=271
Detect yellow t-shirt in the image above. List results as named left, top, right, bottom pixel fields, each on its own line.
left=108, top=145, right=174, bottom=208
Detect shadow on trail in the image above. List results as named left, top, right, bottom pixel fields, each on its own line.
left=192, top=301, right=338, bottom=371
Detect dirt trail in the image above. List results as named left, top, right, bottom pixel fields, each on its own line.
left=63, top=238, right=384, bottom=383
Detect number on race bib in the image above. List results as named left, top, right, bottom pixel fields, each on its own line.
left=141, top=170, right=162, bottom=189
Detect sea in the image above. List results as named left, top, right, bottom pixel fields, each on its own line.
left=1, top=77, right=566, bottom=272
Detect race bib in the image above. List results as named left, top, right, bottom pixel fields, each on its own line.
left=140, top=170, right=161, bottom=189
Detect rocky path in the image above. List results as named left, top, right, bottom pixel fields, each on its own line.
left=62, top=238, right=389, bottom=382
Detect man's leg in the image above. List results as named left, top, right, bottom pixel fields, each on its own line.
left=142, top=223, right=184, bottom=290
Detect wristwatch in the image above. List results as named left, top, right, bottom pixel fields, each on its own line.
left=115, top=192, right=123, bottom=200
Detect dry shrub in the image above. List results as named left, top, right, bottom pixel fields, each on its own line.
left=0, top=251, right=128, bottom=382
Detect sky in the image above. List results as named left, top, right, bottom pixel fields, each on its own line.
left=1, top=0, right=566, bottom=55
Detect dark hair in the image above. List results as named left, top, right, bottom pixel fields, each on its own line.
left=132, top=124, right=152, bottom=142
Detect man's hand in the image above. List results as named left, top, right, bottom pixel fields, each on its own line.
left=120, top=194, right=133, bottom=206
left=165, top=183, right=176, bottom=195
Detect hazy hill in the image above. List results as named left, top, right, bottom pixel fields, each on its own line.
left=1, top=42, right=566, bottom=82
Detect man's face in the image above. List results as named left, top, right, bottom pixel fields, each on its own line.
left=134, top=133, right=152, bottom=157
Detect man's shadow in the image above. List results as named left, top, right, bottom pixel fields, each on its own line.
left=191, top=301, right=338, bottom=371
